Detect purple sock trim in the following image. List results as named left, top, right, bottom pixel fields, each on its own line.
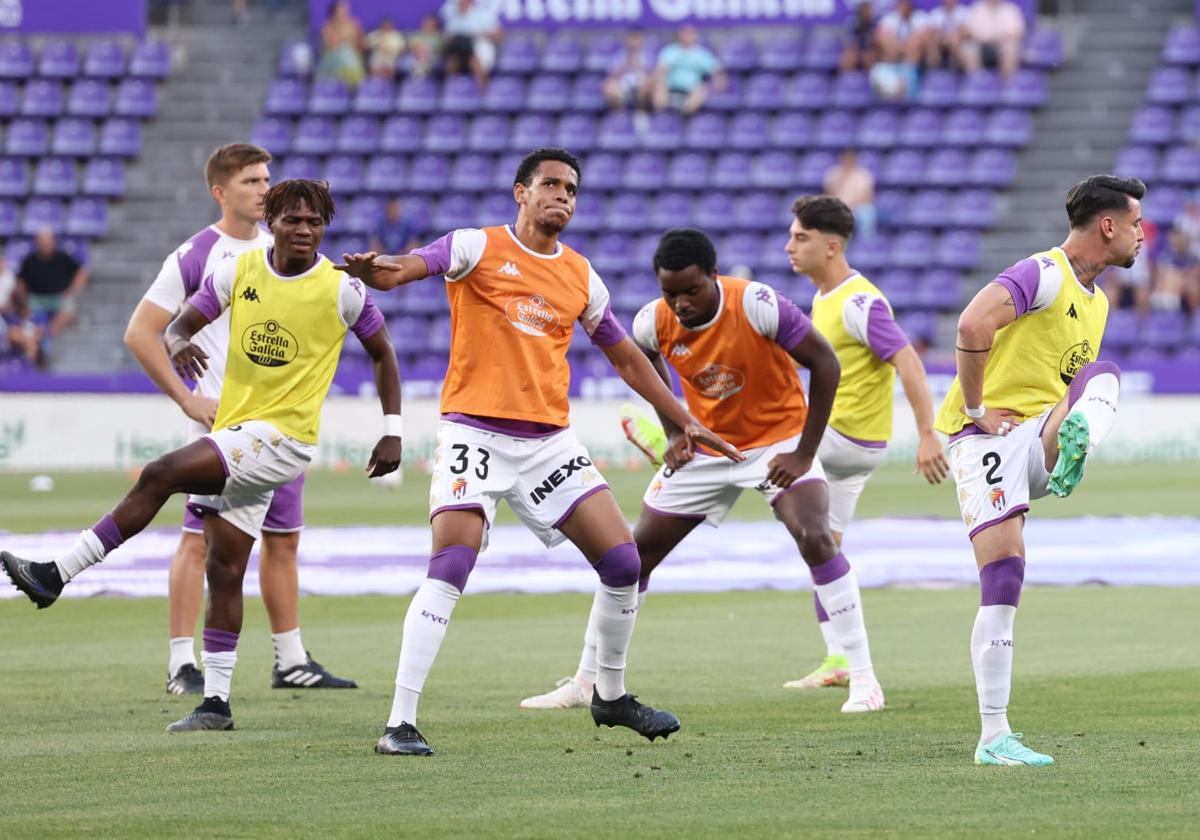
left=813, top=590, right=829, bottom=622
left=1067, top=360, right=1121, bottom=408
left=91, top=513, right=124, bottom=554
left=202, top=627, right=239, bottom=653
left=594, top=542, right=640, bottom=587
left=809, top=551, right=851, bottom=586
left=980, top=555, right=1025, bottom=607
left=638, top=575, right=650, bottom=593
left=427, top=544, right=478, bottom=593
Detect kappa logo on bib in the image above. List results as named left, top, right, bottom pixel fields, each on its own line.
left=1058, top=339, right=1094, bottom=385
left=505, top=294, right=560, bottom=337
left=242, top=320, right=299, bottom=367
left=691, top=363, right=746, bottom=401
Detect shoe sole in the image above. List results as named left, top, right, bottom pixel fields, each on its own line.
left=374, top=741, right=434, bottom=756
left=592, top=716, right=681, bottom=742
left=1, top=551, right=59, bottom=609
left=782, top=672, right=850, bottom=689
left=1048, top=412, right=1089, bottom=498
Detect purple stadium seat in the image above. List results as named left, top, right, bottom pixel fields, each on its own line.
left=1142, top=310, right=1188, bottom=349
left=733, top=191, right=783, bottom=231
left=783, top=72, right=831, bottom=110
left=942, top=108, right=984, bottom=146
left=831, top=72, right=872, bottom=109
left=342, top=194, right=385, bottom=234
left=408, top=153, right=452, bottom=192
left=1162, top=146, right=1200, bottom=184
left=622, top=151, right=666, bottom=192
left=597, top=111, right=637, bottom=151
left=1164, top=25, right=1200, bottom=66
left=0, top=80, right=18, bottom=118
left=874, top=189, right=907, bottom=225
left=728, top=112, right=771, bottom=150
left=52, top=118, right=96, bottom=156
left=720, top=33, right=760, bottom=73
left=751, top=151, right=797, bottom=188
left=510, top=112, right=554, bottom=151
left=397, top=77, right=440, bottom=113
left=23, top=197, right=66, bottom=235
left=84, top=41, right=126, bottom=79
left=497, top=33, right=541, bottom=75
left=814, top=110, right=857, bottom=149
left=67, top=79, right=112, bottom=117
left=553, top=113, right=597, bottom=153
left=906, top=190, right=951, bottom=228
left=888, top=231, right=933, bottom=269
left=744, top=74, right=785, bottom=110
left=1023, top=28, right=1062, bottom=69
left=847, top=233, right=892, bottom=274
left=758, top=31, right=803, bottom=72
left=589, top=232, right=633, bottom=276
left=918, top=70, right=958, bottom=108
left=926, top=148, right=969, bottom=186
left=570, top=73, right=607, bottom=112
left=936, top=230, right=980, bottom=270
left=803, top=29, right=842, bottom=71
left=323, top=154, right=365, bottom=193
left=705, top=75, right=744, bottom=111
left=423, top=114, right=468, bottom=153
left=265, top=78, right=307, bottom=116
left=1177, top=105, right=1200, bottom=142
left=1129, top=106, right=1174, bottom=145
left=278, top=155, right=320, bottom=180
left=984, top=108, right=1033, bottom=146
left=580, top=151, right=622, bottom=190
left=632, top=232, right=662, bottom=270
left=1103, top=309, right=1138, bottom=352
left=683, top=112, right=727, bottom=150
left=527, top=75, right=570, bottom=113
left=115, top=78, right=158, bottom=118
left=441, top=75, right=483, bottom=113
left=82, top=158, right=125, bottom=197
left=38, top=40, right=81, bottom=79
left=309, top=78, right=350, bottom=114
left=0, top=157, right=28, bottom=197
left=1146, top=67, right=1192, bottom=106
left=665, top=152, right=709, bottom=189
left=914, top=269, right=961, bottom=311
left=98, top=118, right=141, bottom=156
left=363, top=155, right=408, bottom=193
left=649, top=191, right=694, bottom=229
left=568, top=192, right=604, bottom=233
left=642, top=111, right=684, bottom=150
left=380, top=114, right=424, bottom=153
left=968, top=148, right=1015, bottom=187
left=542, top=32, right=583, bottom=74
left=857, top=109, right=898, bottom=148
left=0, top=200, right=19, bottom=237
left=470, top=113, right=513, bottom=152
left=768, top=111, right=814, bottom=149
left=1187, top=317, right=1200, bottom=350
left=1142, top=185, right=1184, bottom=225
left=0, top=41, right=33, bottom=79
left=880, top=149, right=926, bottom=188
left=875, top=270, right=917, bottom=310
left=129, top=40, right=171, bottom=78
left=950, top=189, right=996, bottom=228
left=450, top=153, right=492, bottom=190
left=433, top=193, right=478, bottom=231
left=695, top=192, right=735, bottom=229
left=32, top=158, right=77, bottom=197
left=583, top=33, right=623, bottom=74
left=291, top=116, right=336, bottom=155
left=336, top=115, right=381, bottom=154
left=1002, top=68, right=1047, bottom=107
left=1114, top=146, right=1159, bottom=181
left=959, top=71, right=1001, bottom=107
left=21, top=80, right=65, bottom=118
left=605, top=193, right=651, bottom=232
left=480, top=75, right=525, bottom=112
left=251, top=117, right=293, bottom=155
left=798, top=150, right=837, bottom=190
left=352, top=77, right=393, bottom=114
left=718, top=233, right=763, bottom=270
left=712, top=151, right=752, bottom=189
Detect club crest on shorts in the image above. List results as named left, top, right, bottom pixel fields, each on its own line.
left=242, top=320, right=299, bottom=367
left=988, top=487, right=1007, bottom=511
left=649, top=479, right=663, bottom=497
left=505, top=294, right=560, bottom=337
left=451, top=478, right=468, bottom=498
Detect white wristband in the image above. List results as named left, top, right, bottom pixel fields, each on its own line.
left=964, top=405, right=986, bottom=419
left=383, top=414, right=403, bottom=437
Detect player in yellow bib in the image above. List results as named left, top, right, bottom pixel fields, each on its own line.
left=936, top=175, right=1142, bottom=767
left=2, top=180, right=404, bottom=734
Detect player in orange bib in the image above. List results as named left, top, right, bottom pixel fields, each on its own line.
left=519, top=228, right=886, bottom=715
left=336, top=148, right=743, bottom=756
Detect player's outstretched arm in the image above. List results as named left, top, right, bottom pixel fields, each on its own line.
left=602, top=336, right=745, bottom=462
left=125, top=300, right=218, bottom=428
left=359, top=324, right=403, bottom=478
left=333, top=252, right=430, bottom=291
left=164, top=304, right=213, bottom=382
left=956, top=282, right=1021, bottom=436
left=767, top=329, right=841, bottom=487
left=890, top=345, right=949, bottom=484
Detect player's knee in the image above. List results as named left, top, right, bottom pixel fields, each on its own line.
left=799, top=528, right=838, bottom=566
left=594, top=542, right=641, bottom=588
left=136, top=457, right=174, bottom=493
left=427, top=545, right=478, bottom=594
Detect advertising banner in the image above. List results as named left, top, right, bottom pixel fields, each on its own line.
left=0, top=0, right=146, bottom=35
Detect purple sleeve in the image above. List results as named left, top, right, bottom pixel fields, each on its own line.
left=409, top=232, right=453, bottom=276
left=866, top=298, right=910, bottom=361
left=189, top=273, right=223, bottom=321
left=775, top=293, right=813, bottom=350
left=351, top=291, right=384, bottom=340
left=992, top=257, right=1042, bottom=318
left=587, top=304, right=628, bottom=347
left=177, top=228, right=220, bottom=296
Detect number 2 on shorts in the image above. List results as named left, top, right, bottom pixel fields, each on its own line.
left=982, top=451, right=1003, bottom=485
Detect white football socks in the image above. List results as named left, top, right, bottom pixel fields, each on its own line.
left=971, top=604, right=1016, bottom=743
left=818, top=620, right=844, bottom=657
left=593, top=583, right=639, bottom=701
left=201, top=650, right=236, bottom=701
left=388, top=578, right=461, bottom=727
left=54, top=529, right=107, bottom=582
left=272, top=628, right=308, bottom=671
left=813, top=568, right=876, bottom=687
left=575, top=589, right=646, bottom=690
left=168, top=637, right=196, bottom=676
left=1072, top=370, right=1120, bottom=449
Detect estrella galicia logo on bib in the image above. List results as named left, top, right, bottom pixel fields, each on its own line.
left=1058, top=339, right=1093, bottom=385
left=242, top=320, right=299, bottom=367
left=505, top=294, right=560, bottom=337
left=691, top=363, right=746, bottom=401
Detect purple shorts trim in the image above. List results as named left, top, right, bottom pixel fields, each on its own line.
left=200, top=435, right=230, bottom=477
left=830, top=427, right=888, bottom=449
left=968, top=503, right=1030, bottom=540
left=263, top=471, right=306, bottom=533
left=641, top=502, right=706, bottom=522
left=949, top=424, right=984, bottom=444
left=768, top=475, right=828, bottom=508
left=552, top=484, right=609, bottom=530
left=442, top=413, right=565, bottom=440
left=430, top=502, right=487, bottom=522
left=182, top=506, right=204, bottom=532
left=185, top=502, right=220, bottom=522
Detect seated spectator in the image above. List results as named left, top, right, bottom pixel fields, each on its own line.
left=824, top=151, right=877, bottom=238
left=317, top=0, right=366, bottom=87
left=604, top=30, right=654, bottom=112
left=16, top=229, right=88, bottom=365
left=871, top=0, right=925, bottom=100
left=406, top=14, right=443, bottom=80
left=365, top=17, right=406, bottom=79
left=370, top=197, right=425, bottom=256
left=922, top=0, right=970, bottom=70
left=1152, top=226, right=1200, bottom=312
left=441, top=0, right=502, bottom=87
left=841, top=2, right=880, bottom=72
left=963, top=0, right=1026, bottom=77
left=0, top=255, right=41, bottom=362
left=653, top=26, right=725, bottom=115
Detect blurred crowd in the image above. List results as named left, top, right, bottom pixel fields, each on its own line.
left=1102, top=205, right=1200, bottom=317
left=1, top=229, right=89, bottom=367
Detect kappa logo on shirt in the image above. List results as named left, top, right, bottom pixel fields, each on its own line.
left=499, top=261, right=522, bottom=277
left=850, top=293, right=869, bottom=311
left=240, top=287, right=260, bottom=303
left=669, top=342, right=691, bottom=358
left=1066, top=303, right=1078, bottom=319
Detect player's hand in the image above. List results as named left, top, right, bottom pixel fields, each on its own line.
left=168, top=338, right=209, bottom=381
left=967, top=406, right=1023, bottom=437
left=182, top=394, right=219, bottom=430
left=366, top=434, right=403, bottom=478
left=681, top=421, right=745, bottom=463
left=915, top=429, right=949, bottom=484
left=334, top=252, right=404, bottom=287
left=662, top=432, right=694, bottom=470
left=766, top=450, right=813, bottom=489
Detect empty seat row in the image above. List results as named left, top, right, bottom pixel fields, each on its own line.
left=0, top=197, right=110, bottom=237
left=0, top=39, right=169, bottom=80
left=0, top=117, right=142, bottom=157
left=0, top=157, right=125, bottom=197
left=0, top=78, right=159, bottom=119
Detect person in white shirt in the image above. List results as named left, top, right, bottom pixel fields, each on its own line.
left=923, top=0, right=971, bottom=70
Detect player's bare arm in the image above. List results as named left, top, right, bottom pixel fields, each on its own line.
left=955, top=282, right=1022, bottom=436
left=334, top=252, right=430, bottom=291
left=889, top=345, right=949, bottom=483
left=125, top=299, right=219, bottom=429
left=641, top=346, right=692, bottom=469
left=359, top=323, right=403, bottom=478
left=602, top=336, right=744, bottom=463
left=767, top=328, right=840, bottom=488
left=164, top=303, right=213, bottom=382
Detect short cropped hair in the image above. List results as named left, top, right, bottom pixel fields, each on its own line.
left=262, top=179, right=336, bottom=225
left=1065, top=175, right=1146, bottom=229
left=790, top=195, right=855, bottom=240
left=205, top=142, right=271, bottom=189
left=514, top=147, right=582, bottom=187
left=653, top=228, right=718, bottom=274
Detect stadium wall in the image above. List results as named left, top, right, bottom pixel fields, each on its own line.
left=0, top=0, right=146, bottom=34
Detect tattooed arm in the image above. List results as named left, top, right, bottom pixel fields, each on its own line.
left=954, top=282, right=1021, bottom=435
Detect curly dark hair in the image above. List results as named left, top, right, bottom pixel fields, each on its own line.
left=652, top=228, right=718, bottom=274
left=263, top=179, right=337, bottom=225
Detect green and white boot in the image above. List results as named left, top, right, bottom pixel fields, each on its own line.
left=975, top=733, right=1055, bottom=767
left=1048, top=411, right=1090, bottom=498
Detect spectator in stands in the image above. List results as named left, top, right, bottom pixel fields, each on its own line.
left=652, top=26, right=725, bottom=115
left=406, top=13, right=443, bottom=79
left=0, top=255, right=41, bottom=362
left=604, top=30, right=654, bottom=113
left=370, top=197, right=424, bottom=257
left=316, top=0, right=366, bottom=88
left=1151, top=226, right=1200, bottom=312
left=871, top=0, right=925, bottom=100
left=841, top=1, right=880, bottom=72
left=922, top=0, right=970, bottom=70
left=15, top=229, right=88, bottom=365
left=1173, top=198, right=1200, bottom=258
left=824, top=151, right=877, bottom=238
left=365, top=17, right=406, bottom=79
left=963, top=0, right=1026, bottom=77
left=440, top=0, right=502, bottom=87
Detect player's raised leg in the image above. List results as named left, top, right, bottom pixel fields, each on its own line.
left=1045, top=361, right=1121, bottom=497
